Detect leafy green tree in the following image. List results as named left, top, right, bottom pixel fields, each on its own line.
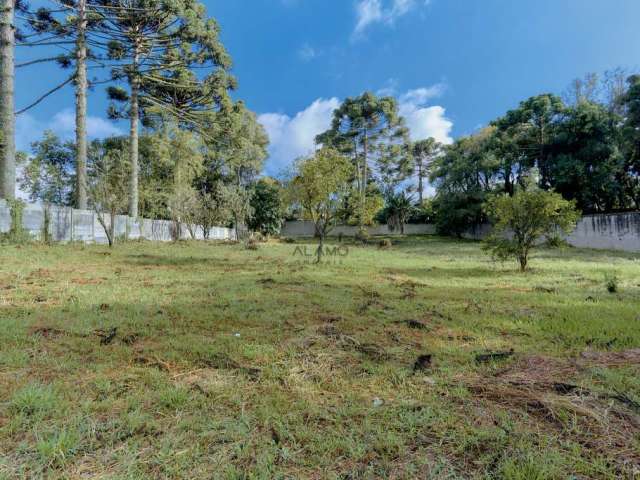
left=381, top=191, right=415, bottom=234
left=484, top=183, right=580, bottom=271
left=289, top=148, right=353, bottom=262
left=433, top=191, right=486, bottom=238
left=99, top=0, right=232, bottom=217
left=316, top=92, right=409, bottom=226
left=621, top=74, right=640, bottom=207
left=547, top=102, right=624, bottom=212
left=18, top=131, right=76, bottom=206
left=88, top=138, right=129, bottom=247
left=492, top=94, right=565, bottom=188
left=248, top=178, right=283, bottom=237
left=222, top=184, right=253, bottom=241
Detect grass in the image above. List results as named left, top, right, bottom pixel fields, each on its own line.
left=0, top=236, right=639, bottom=478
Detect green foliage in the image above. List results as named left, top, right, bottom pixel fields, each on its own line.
left=1, top=199, right=31, bottom=244
left=289, top=148, right=353, bottom=261
left=248, top=178, right=283, bottom=237
left=484, top=184, right=580, bottom=271
left=378, top=191, right=415, bottom=233
left=433, top=191, right=486, bottom=237
left=17, top=131, right=75, bottom=206
left=316, top=92, right=410, bottom=223
left=604, top=272, right=619, bottom=293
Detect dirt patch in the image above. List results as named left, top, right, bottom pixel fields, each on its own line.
left=30, top=326, right=66, bottom=339
left=579, top=348, right=640, bottom=367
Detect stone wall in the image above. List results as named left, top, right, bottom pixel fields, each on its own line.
left=0, top=200, right=234, bottom=243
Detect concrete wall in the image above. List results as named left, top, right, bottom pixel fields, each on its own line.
left=283, top=213, right=640, bottom=253
left=0, top=200, right=234, bottom=243
left=281, top=221, right=435, bottom=238
left=565, top=212, right=640, bottom=252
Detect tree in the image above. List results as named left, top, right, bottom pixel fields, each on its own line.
left=493, top=94, right=565, bottom=187
left=546, top=102, right=624, bottom=212
left=621, top=75, right=640, bottom=207
left=316, top=92, right=409, bottom=226
left=0, top=0, right=21, bottom=199
left=433, top=191, right=486, bottom=238
left=222, top=183, right=253, bottom=241
left=193, top=182, right=229, bottom=240
left=88, top=139, right=129, bottom=247
left=289, top=148, right=352, bottom=263
left=381, top=191, right=414, bottom=234
left=483, top=181, right=580, bottom=271
left=411, top=138, right=440, bottom=204
left=99, top=0, right=232, bottom=217
left=248, top=178, right=283, bottom=237
left=18, top=131, right=75, bottom=205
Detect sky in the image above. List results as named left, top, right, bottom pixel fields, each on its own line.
left=14, top=0, right=640, bottom=176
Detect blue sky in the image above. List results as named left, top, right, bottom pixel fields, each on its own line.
left=14, top=0, right=640, bottom=175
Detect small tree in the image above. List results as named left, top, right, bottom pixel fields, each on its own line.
left=168, top=186, right=199, bottom=240
left=222, top=184, right=254, bottom=241
left=248, top=178, right=283, bottom=237
left=484, top=185, right=580, bottom=271
left=383, top=191, right=415, bottom=234
left=289, top=148, right=352, bottom=263
left=89, top=149, right=129, bottom=248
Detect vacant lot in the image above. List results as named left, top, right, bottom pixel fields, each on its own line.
left=0, top=237, right=639, bottom=479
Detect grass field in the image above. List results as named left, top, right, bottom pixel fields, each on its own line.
left=1, top=236, right=639, bottom=479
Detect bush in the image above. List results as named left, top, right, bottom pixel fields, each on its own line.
left=604, top=272, right=618, bottom=293
left=248, top=179, right=284, bottom=237
left=544, top=234, right=570, bottom=249
left=355, top=227, right=370, bottom=244
left=378, top=238, right=392, bottom=249
left=484, top=186, right=580, bottom=271
left=244, top=238, right=259, bottom=250
left=433, top=191, right=486, bottom=238
left=1, top=199, right=31, bottom=244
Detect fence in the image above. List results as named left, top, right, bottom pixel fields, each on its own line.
left=283, top=213, right=640, bottom=253
left=0, top=200, right=234, bottom=243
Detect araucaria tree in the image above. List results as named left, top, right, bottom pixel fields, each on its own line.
left=483, top=179, right=580, bottom=271
left=316, top=92, right=409, bottom=226
left=289, top=148, right=352, bottom=263
left=411, top=138, right=440, bottom=204
left=99, top=0, right=233, bottom=218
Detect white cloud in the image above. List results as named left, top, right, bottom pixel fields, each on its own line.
left=259, top=84, right=452, bottom=176
left=16, top=108, right=123, bottom=152
left=354, top=0, right=430, bottom=36
left=298, top=43, right=318, bottom=62
left=258, top=98, right=340, bottom=175
left=397, top=86, right=453, bottom=144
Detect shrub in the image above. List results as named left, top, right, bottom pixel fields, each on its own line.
left=1, top=199, right=31, bottom=244
left=355, top=227, right=370, bottom=244
left=379, top=239, right=392, bottom=249
left=604, top=272, right=618, bottom=293
left=484, top=185, right=580, bottom=271
left=244, top=237, right=259, bottom=250
left=545, top=234, right=570, bottom=249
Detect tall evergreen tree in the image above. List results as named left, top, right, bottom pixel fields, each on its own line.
left=316, top=92, right=409, bottom=225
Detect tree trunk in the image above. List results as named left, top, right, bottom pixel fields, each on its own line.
left=316, top=230, right=324, bottom=264
left=75, top=0, right=88, bottom=209
left=417, top=159, right=424, bottom=204
left=128, top=41, right=140, bottom=218
left=361, top=130, right=368, bottom=226
left=0, top=0, right=15, bottom=200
